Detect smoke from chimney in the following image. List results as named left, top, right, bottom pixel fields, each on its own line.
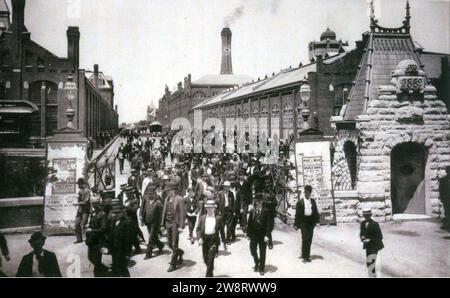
left=223, top=0, right=283, bottom=27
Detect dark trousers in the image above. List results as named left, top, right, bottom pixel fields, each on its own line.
left=166, top=221, right=184, bottom=267
left=250, top=236, right=267, bottom=272
left=365, top=248, right=379, bottom=277
left=88, top=246, right=108, bottom=277
left=239, top=205, right=248, bottom=232
left=111, top=252, right=130, bottom=277
left=300, top=222, right=315, bottom=260
left=267, top=214, right=275, bottom=246
left=202, top=234, right=217, bottom=277
left=129, top=215, right=142, bottom=252
left=187, top=216, right=197, bottom=239
left=146, top=224, right=163, bottom=257
left=226, top=211, right=237, bottom=241
left=75, top=212, right=89, bottom=242
left=119, top=159, right=124, bottom=174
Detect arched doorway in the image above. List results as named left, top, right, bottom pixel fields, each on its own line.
left=391, top=142, right=427, bottom=214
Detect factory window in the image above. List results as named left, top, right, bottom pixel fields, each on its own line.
left=193, top=91, right=206, bottom=99
left=0, top=81, right=5, bottom=99
left=0, top=51, right=9, bottom=66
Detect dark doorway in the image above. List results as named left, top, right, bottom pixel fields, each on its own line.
left=391, top=142, right=427, bottom=214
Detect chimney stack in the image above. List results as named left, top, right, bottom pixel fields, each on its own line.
left=67, top=26, right=80, bottom=71
left=11, top=0, right=25, bottom=34
left=220, top=27, right=233, bottom=75
left=94, top=64, right=99, bottom=88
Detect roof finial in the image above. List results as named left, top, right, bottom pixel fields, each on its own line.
left=404, top=0, right=411, bottom=33
left=370, top=0, right=376, bottom=32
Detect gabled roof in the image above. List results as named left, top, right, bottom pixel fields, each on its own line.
left=342, top=2, right=425, bottom=121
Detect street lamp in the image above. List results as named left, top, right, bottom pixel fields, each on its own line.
left=300, top=83, right=311, bottom=131
left=64, top=76, right=77, bottom=129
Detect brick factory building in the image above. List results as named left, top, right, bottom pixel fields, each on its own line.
left=0, top=0, right=118, bottom=148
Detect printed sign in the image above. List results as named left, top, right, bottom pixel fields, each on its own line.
left=295, top=141, right=336, bottom=225
left=52, top=158, right=77, bottom=194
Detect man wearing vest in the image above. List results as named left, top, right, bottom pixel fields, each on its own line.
left=161, top=182, right=186, bottom=272
left=294, top=185, right=320, bottom=263
left=197, top=199, right=226, bottom=277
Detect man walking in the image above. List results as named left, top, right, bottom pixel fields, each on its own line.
left=109, top=205, right=132, bottom=277
left=74, top=178, right=91, bottom=244
left=360, top=208, right=384, bottom=277
left=217, top=181, right=235, bottom=244
left=185, top=186, right=199, bottom=245
left=0, top=232, right=10, bottom=277
left=86, top=196, right=109, bottom=277
left=141, top=185, right=164, bottom=260
left=161, top=182, right=186, bottom=272
left=117, top=143, right=126, bottom=175
left=294, top=185, right=320, bottom=263
left=197, top=199, right=226, bottom=277
left=17, top=232, right=62, bottom=277
left=247, top=194, right=270, bottom=276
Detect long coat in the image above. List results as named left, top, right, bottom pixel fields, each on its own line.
left=16, top=250, right=62, bottom=277
left=360, top=219, right=384, bottom=252
left=141, top=196, right=163, bottom=226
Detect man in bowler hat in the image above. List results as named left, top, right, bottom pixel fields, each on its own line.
left=17, top=232, right=62, bottom=277
left=294, top=185, right=320, bottom=263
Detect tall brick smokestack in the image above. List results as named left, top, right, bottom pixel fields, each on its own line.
left=220, top=27, right=233, bottom=75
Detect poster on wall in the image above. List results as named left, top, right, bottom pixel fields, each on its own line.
left=295, top=141, right=336, bottom=225
left=44, top=140, right=87, bottom=235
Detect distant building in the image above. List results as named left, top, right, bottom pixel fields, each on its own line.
left=308, top=27, right=348, bottom=61
left=157, top=27, right=253, bottom=127
left=0, top=0, right=118, bottom=148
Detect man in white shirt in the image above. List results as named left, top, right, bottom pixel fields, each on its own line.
left=196, top=198, right=226, bottom=277
left=294, top=185, right=320, bottom=263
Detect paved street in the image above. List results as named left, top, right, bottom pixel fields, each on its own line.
left=1, top=156, right=449, bottom=278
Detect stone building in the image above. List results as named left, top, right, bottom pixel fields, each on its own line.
left=191, top=28, right=363, bottom=139
left=157, top=27, right=252, bottom=127
left=0, top=0, right=118, bottom=147
left=330, top=1, right=450, bottom=222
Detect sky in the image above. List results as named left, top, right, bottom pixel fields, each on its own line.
left=7, top=0, right=450, bottom=124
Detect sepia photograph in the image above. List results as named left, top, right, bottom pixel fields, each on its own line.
left=0, top=0, right=449, bottom=284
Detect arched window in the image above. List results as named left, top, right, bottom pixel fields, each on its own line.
left=343, top=141, right=358, bottom=190
left=193, top=91, right=206, bottom=99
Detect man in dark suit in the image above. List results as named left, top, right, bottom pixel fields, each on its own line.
left=439, top=167, right=450, bottom=232
left=161, top=182, right=186, bottom=272
left=109, top=205, right=132, bottom=277
left=185, top=186, right=199, bottom=244
left=196, top=199, right=226, bottom=277
left=294, top=185, right=320, bottom=263
left=360, top=208, right=384, bottom=278
left=16, top=232, right=62, bottom=277
left=247, top=194, right=271, bottom=276
left=73, top=178, right=91, bottom=244
left=217, top=181, right=236, bottom=243
left=236, top=174, right=252, bottom=233
left=0, top=232, right=10, bottom=277
left=124, top=186, right=143, bottom=254
left=141, top=185, right=164, bottom=260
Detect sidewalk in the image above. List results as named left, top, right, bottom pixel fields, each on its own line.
left=310, top=220, right=450, bottom=277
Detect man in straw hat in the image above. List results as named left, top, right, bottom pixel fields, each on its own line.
left=217, top=181, right=236, bottom=244
left=196, top=198, right=226, bottom=277
left=17, top=232, right=61, bottom=277
left=360, top=207, right=384, bottom=278
left=73, top=178, right=91, bottom=244
left=161, top=182, right=186, bottom=272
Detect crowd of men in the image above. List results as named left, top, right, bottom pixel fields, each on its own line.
left=0, top=128, right=389, bottom=278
